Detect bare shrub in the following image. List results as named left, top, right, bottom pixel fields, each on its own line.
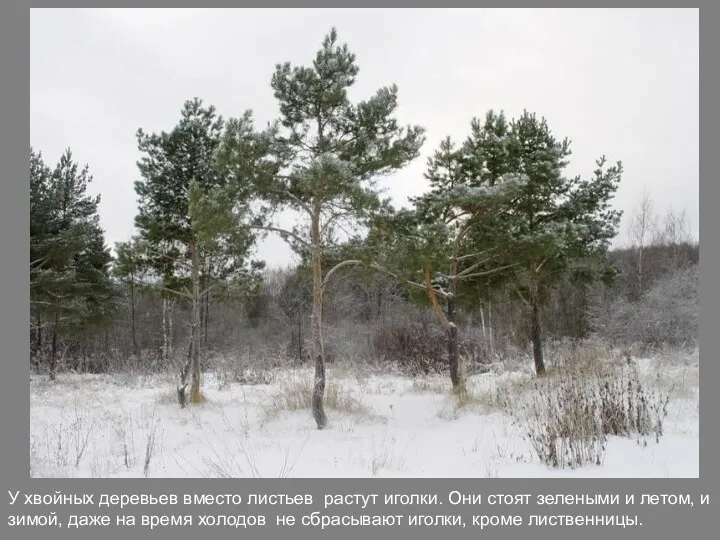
left=209, top=352, right=275, bottom=390
left=30, top=404, right=95, bottom=470
left=366, top=430, right=408, bottom=476
left=436, top=390, right=495, bottom=421
left=323, top=321, right=374, bottom=365
left=157, top=387, right=208, bottom=406
left=199, top=410, right=310, bottom=479
left=512, top=362, right=670, bottom=469
left=113, top=412, right=137, bottom=471
left=372, top=315, right=447, bottom=375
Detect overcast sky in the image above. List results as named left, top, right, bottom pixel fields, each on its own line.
left=30, top=8, right=699, bottom=268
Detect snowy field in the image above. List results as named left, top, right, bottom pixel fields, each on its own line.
left=29, top=348, right=699, bottom=478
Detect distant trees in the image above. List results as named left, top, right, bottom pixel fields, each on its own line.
left=624, top=188, right=694, bottom=300
left=113, top=237, right=145, bottom=357
left=589, top=193, right=698, bottom=349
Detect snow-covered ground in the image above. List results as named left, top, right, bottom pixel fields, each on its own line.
left=29, top=349, right=699, bottom=478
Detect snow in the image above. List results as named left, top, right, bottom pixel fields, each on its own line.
left=29, top=352, right=699, bottom=478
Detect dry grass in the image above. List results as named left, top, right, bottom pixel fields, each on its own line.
left=436, top=384, right=510, bottom=420
left=155, top=388, right=210, bottom=406
left=408, top=377, right=448, bottom=395
left=261, top=371, right=378, bottom=425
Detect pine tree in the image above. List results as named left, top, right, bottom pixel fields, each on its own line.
left=455, top=110, right=623, bottom=375
left=30, top=148, right=116, bottom=379
left=365, top=137, right=524, bottom=393
left=249, top=28, right=425, bottom=428
left=134, top=98, right=266, bottom=405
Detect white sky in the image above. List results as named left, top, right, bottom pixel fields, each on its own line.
left=30, top=8, right=699, bottom=268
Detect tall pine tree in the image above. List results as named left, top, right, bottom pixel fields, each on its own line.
left=247, top=28, right=425, bottom=428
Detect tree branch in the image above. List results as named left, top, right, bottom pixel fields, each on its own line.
left=157, top=285, right=193, bottom=300
left=144, top=245, right=194, bottom=271
left=513, top=285, right=530, bottom=306
left=30, top=255, right=52, bottom=269
left=455, top=257, right=495, bottom=278
left=247, top=225, right=311, bottom=249
left=535, top=255, right=556, bottom=274
left=451, top=249, right=495, bottom=264
left=457, top=263, right=518, bottom=282
left=198, top=278, right=247, bottom=298
left=261, top=184, right=314, bottom=217
left=322, top=259, right=363, bottom=290
left=368, top=263, right=445, bottom=297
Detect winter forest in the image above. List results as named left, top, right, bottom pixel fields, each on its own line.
left=30, top=27, right=699, bottom=478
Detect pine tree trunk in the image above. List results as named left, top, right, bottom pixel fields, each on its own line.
left=168, top=300, right=174, bottom=358
left=530, top=296, right=546, bottom=376
left=162, top=298, right=169, bottom=364
left=479, top=304, right=487, bottom=361
left=488, top=300, right=495, bottom=359
left=203, top=290, right=210, bottom=348
left=49, top=317, right=59, bottom=381
left=637, top=246, right=644, bottom=299
left=189, top=237, right=202, bottom=403
left=130, top=278, right=138, bottom=357
left=310, top=210, right=327, bottom=429
left=447, top=285, right=463, bottom=393
left=376, top=288, right=383, bottom=320
left=423, top=264, right=465, bottom=394
left=33, top=315, right=43, bottom=373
